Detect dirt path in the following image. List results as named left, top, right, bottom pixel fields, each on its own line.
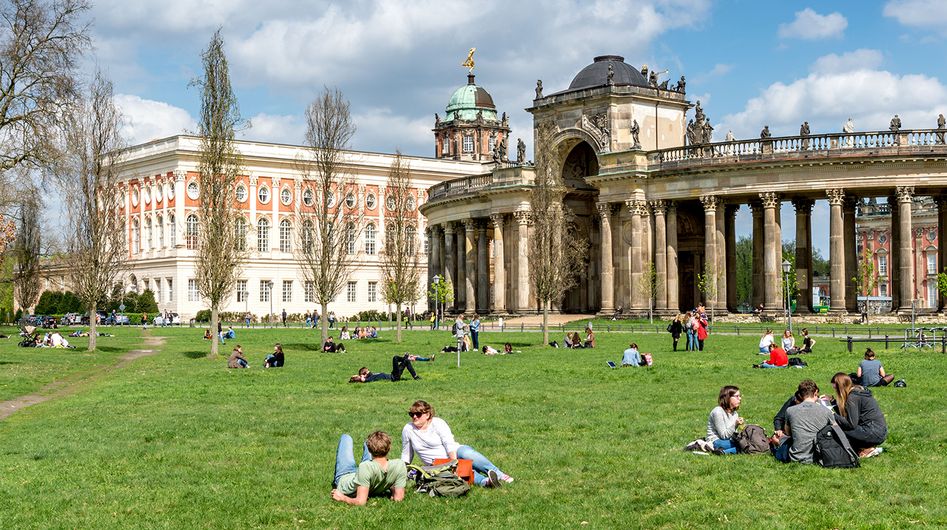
left=0, top=334, right=166, bottom=422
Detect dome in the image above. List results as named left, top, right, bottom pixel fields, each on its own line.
left=445, top=74, right=498, bottom=122
left=566, top=55, right=649, bottom=92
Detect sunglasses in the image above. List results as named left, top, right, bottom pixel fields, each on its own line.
left=408, top=411, right=427, bottom=418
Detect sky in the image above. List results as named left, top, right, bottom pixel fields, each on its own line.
left=81, top=0, right=947, bottom=255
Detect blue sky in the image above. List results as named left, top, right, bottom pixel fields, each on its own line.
left=83, top=0, right=947, bottom=254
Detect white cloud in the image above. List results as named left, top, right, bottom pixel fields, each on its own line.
left=239, top=113, right=306, bottom=146
left=883, top=0, right=947, bottom=28
left=708, top=63, right=733, bottom=77
left=351, top=109, right=434, bottom=155
left=778, top=8, right=847, bottom=40
left=810, top=49, right=883, bottom=74
left=114, top=95, right=197, bottom=145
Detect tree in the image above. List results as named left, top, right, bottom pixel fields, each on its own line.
left=853, top=244, right=877, bottom=320
left=12, top=191, right=41, bottom=316
left=295, top=87, right=360, bottom=345
left=56, top=72, right=126, bottom=351
left=427, top=277, right=454, bottom=329
left=639, top=260, right=660, bottom=324
left=528, top=121, right=587, bottom=344
left=379, top=152, right=420, bottom=343
left=0, top=0, right=89, bottom=177
left=734, top=236, right=753, bottom=308
left=192, top=30, right=246, bottom=358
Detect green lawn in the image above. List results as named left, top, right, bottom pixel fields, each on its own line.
left=0, top=325, right=945, bottom=528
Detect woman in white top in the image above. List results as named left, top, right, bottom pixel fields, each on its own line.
left=781, top=330, right=796, bottom=354
left=758, top=329, right=774, bottom=354
left=401, top=400, right=512, bottom=488
left=706, top=385, right=744, bottom=455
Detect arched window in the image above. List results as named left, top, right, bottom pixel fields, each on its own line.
left=279, top=219, right=292, bottom=252
left=302, top=220, right=314, bottom=252
left=257, top=217, right=270, bottom=252
left=385, top=225, right=396, bottom=250
left=346, top=222, right=356, bottom=254
left=168, top=214, right=176, bottom=246
left=156, top=214, right=164, bottom=248
left=132, top=219, right=140, bottom=254
left=406, top=225, right=417, bottom=255
left=234, top=217, right=247, bottom=252
left=145, top=217, right=152, bottom=251
left=364, top=223, right=376, bottom=255
left=186, top=215, right=199, bottom=249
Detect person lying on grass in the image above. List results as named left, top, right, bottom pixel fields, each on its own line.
left=331, top=431, right=406, bottom=506
left=348, top=354, right=422, bottom=383
left=401, top=399, right=512, bottom=488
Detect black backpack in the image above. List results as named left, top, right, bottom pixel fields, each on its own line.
left=788, top=357, right=807, bottom=367
left=814, top=423, right=860, bottom=468
left=735, top=424, right=770, bottom=454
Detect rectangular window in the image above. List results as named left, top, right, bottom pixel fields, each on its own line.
left=928, top=282, right=938, bottom=309
left=154, top=278, right=162, bottom=302
left=347, top=281, right=357, bottom=302
left=236, top=280, right=248, bottom=302
left=167, top=278, right=173, bottom=302
left=260, top=280, right=271, bottom=302
left=877, top=255, right=887, bottom=276
left=187, top=279, right=199, bottom=302
left=462, top=135, right=474, bottom=153
left=305, top=281, right=314, bottom=303
left=928, top=253, right=936, bottom=275
left=368, top=281, right=377, bottom=302
left=282, top=280, right=293, bottom=303
left=879, top=283, right=887, bottom=297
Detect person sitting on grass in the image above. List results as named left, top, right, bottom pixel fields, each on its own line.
left=621, top=343, right=642, bottom=367
left=203, top=329, right=212, bottom=340
left=331, top=431, right=406, bottom=506
left=221, top=325, right=236, bottom=340
left=856, top=349, right=894, bottom=387
left=758, top=329, right=774, bottom=354
left=228, top=345, right=249, bottom=368
left=781, top=329, right=797, bottom=354
left=264, top=344, right=285, bottom=368
left=401, top=399, right=512, bottom=488
left=799, top=328, right=816, bottom=353
left=829, top=372, right=887, bottom=458
left=755, top=343, right=788, bottom=369
left=503, top=342, right=515, bottom=354
left=339, top=326, right=351, bottom=340
left=705, top=385, right=744, bottom=455
left=773, top=379, right=834, bottom=463
left=323, top=336, right=346, bottom=353
left=348, top=354, right=421, bottom=383
left=583, top=326, right=596, bottom=348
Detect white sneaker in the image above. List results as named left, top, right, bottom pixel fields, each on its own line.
left=865, top=447, right=884, bottom=458
left=500, top=473, right=514, bottom=484
left=486, top=469, right=502, bottom=488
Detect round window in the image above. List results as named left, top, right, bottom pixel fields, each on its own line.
left=302, top=188, right=314, bottom=206
left=281, top=188, right=292, bottom=205
left=235, top=185, right=247, bottom=202
left=365, top=193, right=377, bottom=209
left=345, top=192, right=356, bottom=208
left=131, top=188, right=140, bottom=206
left=186, top=181, right=199, bottom=200
left=386, top=195, right=396, bottom=211
left=258, top=186, right=270, bottom=204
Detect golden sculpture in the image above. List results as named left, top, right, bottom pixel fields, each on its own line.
left=462, top=48, right=476, bottom=73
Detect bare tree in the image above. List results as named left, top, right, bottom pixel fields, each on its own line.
left=528, top=121, right=587, bottom=344
left=295, top=87, right=360, bottom=345
left=0, top=0, right=89, bottom=179
left=193, top=30, right=245, bottom=357
left=379, top=151, right=420, bottom=343
left=12, top=189, right=41, bottom=316
left=639, top=260, right=661, bottom=324
left=56, top=72, right=126, bottom=351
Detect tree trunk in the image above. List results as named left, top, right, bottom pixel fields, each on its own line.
left=209, top=307, right=220, bottom=358
left=542, top=303, right=549, bottom=345
left=396, top=303, right=402, bottom=343
left=320, top=302, right=329, bottom=344
left=88, top=305, right=97, bottom=352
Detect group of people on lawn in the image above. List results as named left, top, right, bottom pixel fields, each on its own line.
left=331, top=400, right=513, bottom=505
left=666, top=305, right=710, bottom=351
left=227, top=343, right=284, bottom=368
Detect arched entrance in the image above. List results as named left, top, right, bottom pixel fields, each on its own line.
left=559, top=141, right=600, bottom=313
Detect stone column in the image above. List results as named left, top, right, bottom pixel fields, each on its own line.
left=652, top=201, right=668, bottom=312
left=715, top=201, right=727, bottom=313
left=597, top=203, right=615, bottom=314
left=843, top=197, right=858, bottom=313
left=751, top=202, right=764, bottom=309
left=938, top=197, right=947, bottom=311
left=443, top=223, right=455, bottom=310
left=725, top=205, right=738, bottom=312
left=827, top=189, right=846, bottom=313
left=700, top=195, right=718, bottom=309
left=666, top=202, right=679, bottom=313
left=464, top=219, right=477, bottom=313
left=515, top=210, right=531, bottom=312
left=897, top=186, right=915, bottom=312
left=490, top=214, right=506, bottom=313
left=889, top=195, right=900, bottom=311
left=760, top=192, right=780, bottom=310
left=627, top=200, right=645, bottom=311
left=455, top=225, right=466, bottom=311
left=477, top=224, right=488, bottom=313
left=793, top=199, right=814, bottom=313
left=426, top=227, right=436, bottom=311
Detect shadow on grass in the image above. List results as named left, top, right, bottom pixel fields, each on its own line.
left=182, top=350, right=206, bottom=359
left=0, top=360, right=19, bottom=365
left=95, top=346, right=123, bottom=353
left=281, top=343, right=322, bottom=352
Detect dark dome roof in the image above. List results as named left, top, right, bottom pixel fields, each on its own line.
left=567, top=55, right=649, bottom=91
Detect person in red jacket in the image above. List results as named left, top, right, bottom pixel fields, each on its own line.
left=758, top=343, right=788, bottom=369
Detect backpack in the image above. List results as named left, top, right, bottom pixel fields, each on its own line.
left=813, top=423, right=860, bottom=468
left=735, top=424, right=770, bottom=454
left=407, top=462, right=471, bottom=498
left=666, top=323, right=673, bottom=333
left=788, top=357, right=807, bottom=367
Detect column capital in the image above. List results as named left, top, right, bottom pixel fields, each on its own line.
left=513, top=209, right=531, bottom=225
left=826, top=188, right=845, bottom=206
left=443, top=222, right=455, bottom=235
left=758, top=192, right=779, bottom=208
left=625, top=199, right=649, bottom=216
left=489, top=212, right=505, bottom=227
left=896, top=185, right=915, bottom=203
left=699, top=195, right=718, bottom=211
left=596, top=201, right=614, bottom=218
left=650, top=199, right=667, bottom=214
left=173, top=170, right=186, bottom=182
left=791, top=198, right=815, bottom=213
left=463, top=218, right=477, bottom=232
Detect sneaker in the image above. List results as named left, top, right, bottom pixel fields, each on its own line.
left=413, top=375, right=422, bottom=380
left=486, top=469, right=502, bottom=488
left=500, top=473, right=514, bottom=484
left=684, top=440, right=702, bottom=451
left=431, top=353, right=436, bottom=361
left=864, top=447, right=884, bottom=458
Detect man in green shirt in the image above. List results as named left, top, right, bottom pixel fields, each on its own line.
left=332, top=431, right=407, bottom=505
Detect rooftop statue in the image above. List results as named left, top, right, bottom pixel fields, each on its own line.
left=607, top=64, right=614, bottom=85
left=435, top=113, right=440, bottom=126
left=800, top=121, right=810, bottom=149
left=843, top=117, right=854, bottom=134
left=702, top=118, right=714, bottom=144
left=939, top=113, right=946, bottom=129
left=649, top=69, right=658, bottom=87
left=501, top=112, right=509, bottom=127
left=890, top=114, right=902, bottom=132
left=725, top=130, right=734, bottom=142
left=462, top=48, right=476, bottom=73
left=535, top=79, right=543, bottom=99
left=516, top=138, right=526, bottom=163
left=760, top=125, right=771, bottom=139
left=675, top=75, right=686, bottom=93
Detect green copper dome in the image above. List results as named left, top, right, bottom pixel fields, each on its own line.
left=445, top=74, right=498, bottom=122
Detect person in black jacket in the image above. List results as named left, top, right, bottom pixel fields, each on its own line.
left=667, top=314, right=685, bottom=351
left=264, top=343, right=285, bottom=368
left=830, top=372, right=888, bottom=458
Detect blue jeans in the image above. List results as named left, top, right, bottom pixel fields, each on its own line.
left=773, top=436, right=791, bottom=462
left=686, top=329, right=697, bottom=351
left=457, top=445, right=503, bottom=486
left=713, top=438, right=738, bottom=455
left=471, top=330, right=480, bottom=349
left=760, top=362, right=787, bottom=369
left=333, top=434, right=370, bottom=487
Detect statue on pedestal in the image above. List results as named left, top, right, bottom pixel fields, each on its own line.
left=516, top=138, right=526, bottom=163
left=800, top=121, right=810, bottom=150
left=535, top=80, right=543, bottom=99
left=760, top=125, right=772, bottom=139
left=889, top=114, right=902, bottom=132
left=630, top=120, right=640, bottom=149
left=607, top=65, right=614, bottom=85
left=937, top=113, right=946, bottom=144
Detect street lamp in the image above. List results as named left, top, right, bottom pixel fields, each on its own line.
left=267, top=281, right=273, bottom=329
left=782, top=259, right=792, bottom=333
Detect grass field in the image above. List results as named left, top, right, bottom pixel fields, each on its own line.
left=0, top=324, right=945, bottom=529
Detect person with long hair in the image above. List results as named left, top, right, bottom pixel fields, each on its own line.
left=668, top=314, right=685, bottom=351
left=781, top=329, right=796, bottom=354
left=830, top=372, right=888, bottom=458
left=705, top=386, right=744, bottom=454
left=857, top=349, right=894, bottom=387
left=264, top=343, right=284, bottom=368
left=401, top=400, right=512, bottom=488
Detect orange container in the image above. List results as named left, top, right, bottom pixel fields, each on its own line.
left=433, top=457, right=474, bottom=485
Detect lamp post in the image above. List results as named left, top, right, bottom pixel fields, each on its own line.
left=782, top=260, right=792, bottom=333
left=267, top=281, right=273, bottom=329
